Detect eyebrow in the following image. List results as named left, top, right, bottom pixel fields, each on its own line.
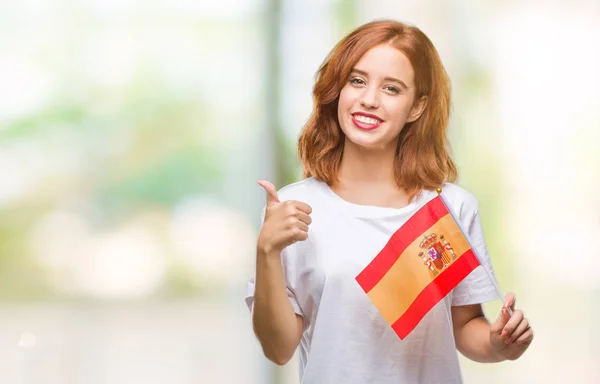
left=350, top=68, right=409, bottom=90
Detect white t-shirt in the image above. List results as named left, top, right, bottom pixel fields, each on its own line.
left=246, top=177, right=499, bottom=384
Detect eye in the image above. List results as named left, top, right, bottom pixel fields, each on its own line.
left=349, top=77, right=365, bottom=86
left=384, top=85, right=401, bottom=95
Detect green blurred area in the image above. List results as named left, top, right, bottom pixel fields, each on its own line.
left=0, top=0, right=511, bottom=304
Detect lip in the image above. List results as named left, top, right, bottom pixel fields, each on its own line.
left=351, top=112, right=383, bottom=131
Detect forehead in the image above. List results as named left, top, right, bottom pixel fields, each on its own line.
left=352, top=44, right=415, bottom=84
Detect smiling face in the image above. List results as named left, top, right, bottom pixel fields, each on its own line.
left=337, top=43, right=427, bottom=152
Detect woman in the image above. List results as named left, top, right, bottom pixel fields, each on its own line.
left=246, top=19, right=533, bottom=383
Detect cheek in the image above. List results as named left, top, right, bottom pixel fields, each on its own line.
left=337, top=89, right=355, bottom=133
left=337, top=86, right=355, bottom=111
left=385, top=99, right=413, bottom=120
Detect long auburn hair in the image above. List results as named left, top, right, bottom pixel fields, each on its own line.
left=297, top=19, right=457, bottom=201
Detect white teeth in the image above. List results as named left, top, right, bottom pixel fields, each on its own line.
left=354, top=115, right=379, bottom=124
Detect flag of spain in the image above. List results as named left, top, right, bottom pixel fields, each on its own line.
left=355, top=194, right=481, bottom=339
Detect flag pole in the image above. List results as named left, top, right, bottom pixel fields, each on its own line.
left=435, top=188, right=513, bottom=316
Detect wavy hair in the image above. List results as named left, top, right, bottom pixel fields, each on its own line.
left=297, top=19, right=457, bottom=201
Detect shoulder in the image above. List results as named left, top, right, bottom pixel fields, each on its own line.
left=422, top=182, right=480, bottom=220
left=440, top=182, right=479, bottom=210
left=276, top=177, right=323, bottom=203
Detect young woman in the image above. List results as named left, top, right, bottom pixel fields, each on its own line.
left=246, top=19, right=533, bottom=383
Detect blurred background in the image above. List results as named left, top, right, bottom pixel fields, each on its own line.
left=0, top=0, right=598, bottom=383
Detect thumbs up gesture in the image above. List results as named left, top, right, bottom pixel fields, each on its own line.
left=256, top=180, right=313, bottom=256
left=489, top=293, right=534, bottom=360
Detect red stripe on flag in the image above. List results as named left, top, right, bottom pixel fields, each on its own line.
left=356, top=196, right=449, bottom=293
left=391, top=249, right=481, bottom=340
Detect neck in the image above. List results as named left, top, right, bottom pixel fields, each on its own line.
left=336, top=138, right=397, bottom=187
left=330, top=138, right=411, bottom=209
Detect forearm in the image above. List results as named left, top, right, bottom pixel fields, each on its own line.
left=455, top=315, right=505, bottom=363
left=252, top=250, right=302, bottom=364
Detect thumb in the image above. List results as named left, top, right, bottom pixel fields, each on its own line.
left=490, top=293, right=515, bottom=335
left=257, top=180, right=280, bottom=206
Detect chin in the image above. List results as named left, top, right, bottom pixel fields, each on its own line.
left=344, top=134, right=389, bottom=151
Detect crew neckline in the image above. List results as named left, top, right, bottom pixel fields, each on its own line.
left=312, top=177, right=426, bottom=219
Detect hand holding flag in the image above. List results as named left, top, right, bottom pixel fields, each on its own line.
left=489, top=293, right=534, bottom=360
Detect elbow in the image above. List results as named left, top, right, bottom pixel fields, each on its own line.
left=251, top=313, right=302, bottom=366
left=262, top=344, right=294, bottom=366
left=266, top=351, right=293, bottom=366
left=252, top=325, right=295, bottom=365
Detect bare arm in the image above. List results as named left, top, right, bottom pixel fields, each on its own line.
left=452, top=304, right=504, bottom=363
left=252, top=249, right=304, bottom=365
left=252, top=180, right=312, bottom=365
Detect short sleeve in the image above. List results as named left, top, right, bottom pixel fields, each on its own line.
left=244, top=206, right=304, bottom=317
left=451, top=203, right=501, bottom=306
left=245, top=277, right=304, bottom=316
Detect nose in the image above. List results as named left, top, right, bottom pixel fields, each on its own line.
left=359, top=85, right=380, bottom=109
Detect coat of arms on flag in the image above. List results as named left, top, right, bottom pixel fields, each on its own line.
left=418, top=233, right=458, bottom=277
left=355, top=192, right=481, bottom=340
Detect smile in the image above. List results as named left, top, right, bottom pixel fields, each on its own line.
left=351, top=113, right=383, bottom=130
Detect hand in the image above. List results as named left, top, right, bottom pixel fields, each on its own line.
left=256, top=180, right=313, bottom=256
left=489, top=293, right=534, bottom=361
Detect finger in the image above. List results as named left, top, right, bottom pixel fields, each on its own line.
left=503, top=292, right=516, bottom=311
left=490, top=306, right=511, bottom=335
left=501, top=310, right=524, bottom=339
left=291, top=200, right=312, bottom=215
left=257, top=180, right=280, bottom=207
left=507, top=317, right=530, bottom=343
left=292, top=227, right=309, bottom=242
left=296, top=221, right=309, bottom=233
left=515, top=328, right=534, bottom=344
left=296, top=212, right=312, bottom=226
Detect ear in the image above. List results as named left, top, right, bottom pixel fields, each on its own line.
left=407, top=96, right=428, bottom=123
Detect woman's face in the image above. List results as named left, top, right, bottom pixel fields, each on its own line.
left=337, top=43, right=426, bottom=152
